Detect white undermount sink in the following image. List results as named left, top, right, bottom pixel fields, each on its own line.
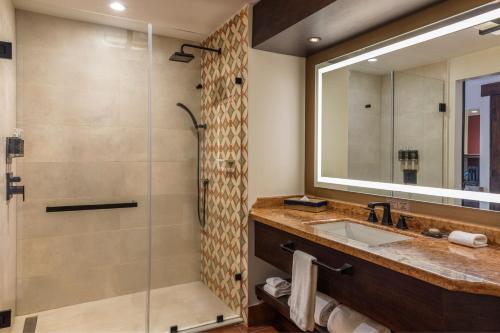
left=311, top=220, right=412, bottom=247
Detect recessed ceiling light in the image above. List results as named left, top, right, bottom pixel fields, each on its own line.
left=110, top=2, right=126, bottom=11
left=367, top=58, right=378, bottom=62
left=308, top=37, right=322, bottom=43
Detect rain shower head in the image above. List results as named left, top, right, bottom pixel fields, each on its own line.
left=169, top=51, right=195, bottom=63
left=169, top=43, right=221, bottom=63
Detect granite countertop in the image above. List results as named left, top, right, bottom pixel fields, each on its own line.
left=250, top=204, right=500, bottom=298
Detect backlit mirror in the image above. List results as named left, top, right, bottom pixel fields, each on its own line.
left=315, top=4, right=500, bottom=211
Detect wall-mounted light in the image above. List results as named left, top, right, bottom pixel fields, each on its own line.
left=110, top=2, right=126, bottom=11
left=315, top=3, right=500, bottom=204
left=367, top=58, right=378, bottom=62
left=308, top=37, right=322, bottom=43
left=318, top=6, right=500, bottom=74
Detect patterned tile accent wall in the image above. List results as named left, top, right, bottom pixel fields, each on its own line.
left=200, top=6, right=249, bottom=322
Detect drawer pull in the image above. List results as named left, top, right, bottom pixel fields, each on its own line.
left=280, top=241, right=353, bottom=275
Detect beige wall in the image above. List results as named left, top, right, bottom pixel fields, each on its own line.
left=392, top=71, right=445, bottom=203
left=0, top=0, right=17, bottom=325
left=380, top=74, right=392, bottom=182
left=16, top=10, right=201, bottom=315
left=348, top=71, right=382, bottom=181
left=247, top=48, right=305, bottom=306
left=321, top=69, right=348, bottom=178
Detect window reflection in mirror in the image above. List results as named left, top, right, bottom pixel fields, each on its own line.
left=317, top=16, right=500, bottom=211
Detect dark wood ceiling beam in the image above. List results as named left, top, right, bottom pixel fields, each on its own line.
left=252, top=0, right=337, bottom=48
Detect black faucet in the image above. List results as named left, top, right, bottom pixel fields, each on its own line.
left=367, top=202, right=392, bottom=226
left=366, top=207, right=378, bottom=223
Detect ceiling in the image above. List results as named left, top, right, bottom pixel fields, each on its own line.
left=13, top=0, right=256, bottom=41
left=254, top=0, right=442, bottom=56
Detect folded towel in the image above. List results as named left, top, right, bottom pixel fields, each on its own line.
left=314, top=292, right=338, bottom=327
left=289, top=250, right=318, bottom=331
left=263, top=284, right=291, bottom=298
left=266, top=277, right=290, bottom=290
left=327, top=305, right=390, bottom=333
left=448, top=230, right=488, bottom=248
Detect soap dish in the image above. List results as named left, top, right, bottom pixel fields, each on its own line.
left=421, top=229, right=447, bottom=238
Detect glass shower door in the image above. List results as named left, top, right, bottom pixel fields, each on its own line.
left=14, top=11, right=150, bottom=333
left=148, top=12, right=246, bottom=330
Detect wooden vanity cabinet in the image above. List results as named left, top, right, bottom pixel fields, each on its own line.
left=254, top=221, right=500, bottom=332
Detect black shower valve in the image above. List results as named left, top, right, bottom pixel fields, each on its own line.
left=6, top=172, right=25, bottom=201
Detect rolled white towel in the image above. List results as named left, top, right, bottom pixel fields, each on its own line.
left=327, top=305, right=390, bottom=333
left=266, top=277, right=290, bottom=290
left=263, top=284, right=291, bottom=298
left=314, top=292, right=338, bottom=327
left=353, top=322, right=384, bottom=333
left=448, top=230, right=488, bottom=248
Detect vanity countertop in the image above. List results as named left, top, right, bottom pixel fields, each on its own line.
left=250, top=201, right=500, bottom=298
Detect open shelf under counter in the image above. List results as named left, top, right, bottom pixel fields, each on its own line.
left=255, top=284, right=329, bottom=333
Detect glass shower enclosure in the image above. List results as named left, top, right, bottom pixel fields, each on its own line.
left=13, top=8, right=242, bottom=333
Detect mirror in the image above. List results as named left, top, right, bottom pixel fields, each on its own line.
left=316, top=4, right=500, bottom=211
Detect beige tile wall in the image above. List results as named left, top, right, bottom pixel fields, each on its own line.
left=16, top=10, right=202, bottom=315
left=393, top=71, right=445, bottom=203
left=347, top=71, right=383, bottom=181
left=0, top=0, right=17, bottom=326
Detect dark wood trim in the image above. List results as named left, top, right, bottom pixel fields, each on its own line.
left=247, top=302, right=278, bottom=327
left=480, top=82, right=500, bottom=211
left=481, top=81, right=500, bottom=97
left=247, top=301, right=306, bottom=332
left=490, top=94, right=500, bottom=211
left=252, top=0, right=336, bottom=48
left=304, top=0, right=500, bottom=226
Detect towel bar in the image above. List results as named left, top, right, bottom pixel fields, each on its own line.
left=46, top=202, right=138, bottom=212
left=280, top=241, right=353, bottom=275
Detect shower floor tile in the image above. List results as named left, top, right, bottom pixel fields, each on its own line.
left=11, top=281, right=238, bottom=333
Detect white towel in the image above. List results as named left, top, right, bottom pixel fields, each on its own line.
left=289, top=250, right=318, bottom=331
left=266, top=277, right=290, bottom=290
left=314, top=292, right=338, bottom=327
left=448, top=230, right=488, bottom=248
left=263, top=284, right=291, bottom=298
left=327, top=305, right=390, bottom=333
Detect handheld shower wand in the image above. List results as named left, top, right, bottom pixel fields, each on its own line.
left=176, top=103, right=207, bottom=129
left=175, top=103, right=208, bottom=227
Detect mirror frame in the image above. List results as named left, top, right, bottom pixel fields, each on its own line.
left=315, top=3, right=500, bottom=204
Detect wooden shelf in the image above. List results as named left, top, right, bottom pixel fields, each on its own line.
left=255, top=284, right=329, bottom=333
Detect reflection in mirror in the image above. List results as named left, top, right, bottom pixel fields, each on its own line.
left=393, top=70, right=445, bottom=204
left=321, top=68, right=392, bottom=196
left=317, top=6, right=500, bottom=211
left=462, top=74, right=500, bottom=211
